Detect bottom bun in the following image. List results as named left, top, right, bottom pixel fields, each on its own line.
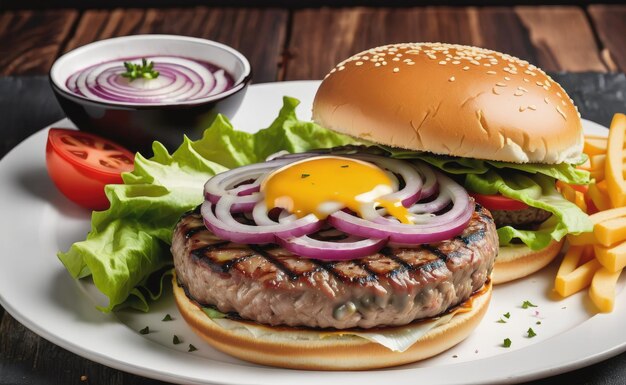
left=173, top=275, right=492, bottom=370
left=493, top=239, right=564, bottom=284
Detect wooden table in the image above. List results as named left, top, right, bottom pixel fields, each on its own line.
left=1, top=5, right=626, bottom=385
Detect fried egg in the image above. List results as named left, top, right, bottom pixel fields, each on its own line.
left=261, top=156, right=411, bottom=223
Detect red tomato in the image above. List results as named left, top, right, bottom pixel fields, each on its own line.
left=469, top=192, right=529, bottom=211
left=46, top=128, right=134, bottom=210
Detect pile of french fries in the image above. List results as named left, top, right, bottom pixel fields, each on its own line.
left=555, top=113, right=626, bottom=312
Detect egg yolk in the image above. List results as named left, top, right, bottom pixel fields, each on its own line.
left=261, top=156, right=411, bottom=223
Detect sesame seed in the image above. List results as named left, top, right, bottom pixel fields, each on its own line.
left=407, top=62, right=415, bottom=65
left=449, top=76, right=456, bottom=82
left=496, top=82, right=507, bottom=87
left=518, top=86, right=528, bottom=92
left=544, top=97, right=550, bottom=104
left=514, top=90, right=524, bottom=96
left=428, top=55, right=437, bottom=60
left=504, top=77, right=511, bottom=81
left=362, top=56, right=369, bottom=60
left=543, top=86, right=549, bottom=90
left=524, top=78, right=530, bottom=82
left=492, top=87, right=501, bottom=95
left=396, top=53, right=403, bottom=57
left=524, top=70, right=536, bottom=76
left=471, top=60, right=480, bottom=65
left=452, top=61, right=461, bottom=64
left=330, top=68, right=336, bottom=73
left=528, top=105, right=537, bottom=110
left=393, top=57, right=400, bottom=62
left=439, top=61, right=447, bottom=65
left=519, top=106, right=526, bottom=112
left=556, top=92, right=563, bottom=98
left=338, top=66, right=345, bottom=71
left=484, top=63, right=492, bottom=67
left=393, top=67, right=400, bottom=73
left=562, top=100, right=567, bottom=106
left=556, top=106, right=567, bottom=120
left=382, top=61, right=388, bottom=66
left=356, top=61, right=363, bottom=66
left=324, top=74, right=330, bottom=79
left=375, top=63, right=381, bottom=67
left=463, top=66, right=470, bottom=71
left=486, top=71, right=496, bottom=75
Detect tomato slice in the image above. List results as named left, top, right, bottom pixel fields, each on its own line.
left=469, top=192, right=529, bottom=211
left=46, top=128, right=134, bottom=210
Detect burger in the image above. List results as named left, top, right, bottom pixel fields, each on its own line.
left=171, top=43, right=590, bottom=370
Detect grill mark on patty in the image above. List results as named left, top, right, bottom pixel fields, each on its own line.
left=422, top=245, right=448, bottom=262
left=457, top=228, right=486, bottom=245
left=185, top=226, right=206, bottom=239
left=249, top=245, right=300, bottom=280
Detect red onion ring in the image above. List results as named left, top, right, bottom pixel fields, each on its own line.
left=200, top=154, right=473, bottom=260
left=67, top=56, right=232, bottom=104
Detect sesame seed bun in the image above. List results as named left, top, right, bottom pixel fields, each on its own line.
left=173, top=274, right=492, bottom=370
left=312, top=43, right=583, bottom=164
left=492, top=239, right=564, bottom=284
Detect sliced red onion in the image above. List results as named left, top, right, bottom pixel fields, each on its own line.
left=328, top=172, right=472, bottom=244
left=204, top=158, right=295, bottom=204
left=67, top=56, right=234, bottom=104
left=200, top=153, right=474, bottom=259
left=414, top=162, right=438, bottom=199
left=277, top=235, right=386, bottom=260
left=202, top=196, right=322, bottom=244
left=351, top=154, right=422, bottom=207
left=409, top=192, right=452, bottom=214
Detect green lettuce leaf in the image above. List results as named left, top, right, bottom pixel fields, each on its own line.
left=381, top=145, right=589, bottom=184
left=465, top=171, right=593, bottom=250
left=58, top=96, right=358, bottom=312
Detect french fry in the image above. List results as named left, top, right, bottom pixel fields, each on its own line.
left=574, top=191, right=588, bottom=213
left=567, top=207, right=626, bottom=246
left=555, top=258, right=602, bottom=297
left=595, top=217, right=626, bottom=247
left=594, top=241, right=626, bottom=273
left=589, top=267, right=623, bottom=313
left=606, top=113, right=626, bottom=207
left=590, top=154, right=606, bottom=170
left=587, top=183, right=612, bottom=211
left=584, top=137, right=608, bottom=156
left=596, top=180, right=608, bottom=193
left=556, top=246, right=585, bottom=277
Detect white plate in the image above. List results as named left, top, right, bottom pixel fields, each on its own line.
left=0, top=80, right=624, bottom=385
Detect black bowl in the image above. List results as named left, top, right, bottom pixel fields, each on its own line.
left=50, top=35, right=252, bottom=154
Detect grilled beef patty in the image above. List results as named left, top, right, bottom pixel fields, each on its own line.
left=490, top=206, right=552, bottom=228
left=172, top=203, right=497, bottom=329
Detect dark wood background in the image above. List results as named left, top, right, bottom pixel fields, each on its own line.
left=1, top=4, right=626, bottom=385
left=1, top=6, right=626, bottom=81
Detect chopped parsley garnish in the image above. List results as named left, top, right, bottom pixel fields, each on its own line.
left=188, top=344, right=197, bottom=352
left=522, top=300, right=538, bottom=309
left=527, top=328, right=537, bottom=338
left=162, top=314, right=173, bottom=321
left=536, top=321, right=542, bottom=325
left=301, top=173, right=310, bottom=179
left=496, top=318, right=507, bottom=324
left=139, top=326, right=150, bottom=335
left=173, top=335, right=182, bottom=345
left=503, top=338, right=512, bottom=348
left=504, top=312, right=510, bottom=319
left=121, top=58, right=159, bottom=81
